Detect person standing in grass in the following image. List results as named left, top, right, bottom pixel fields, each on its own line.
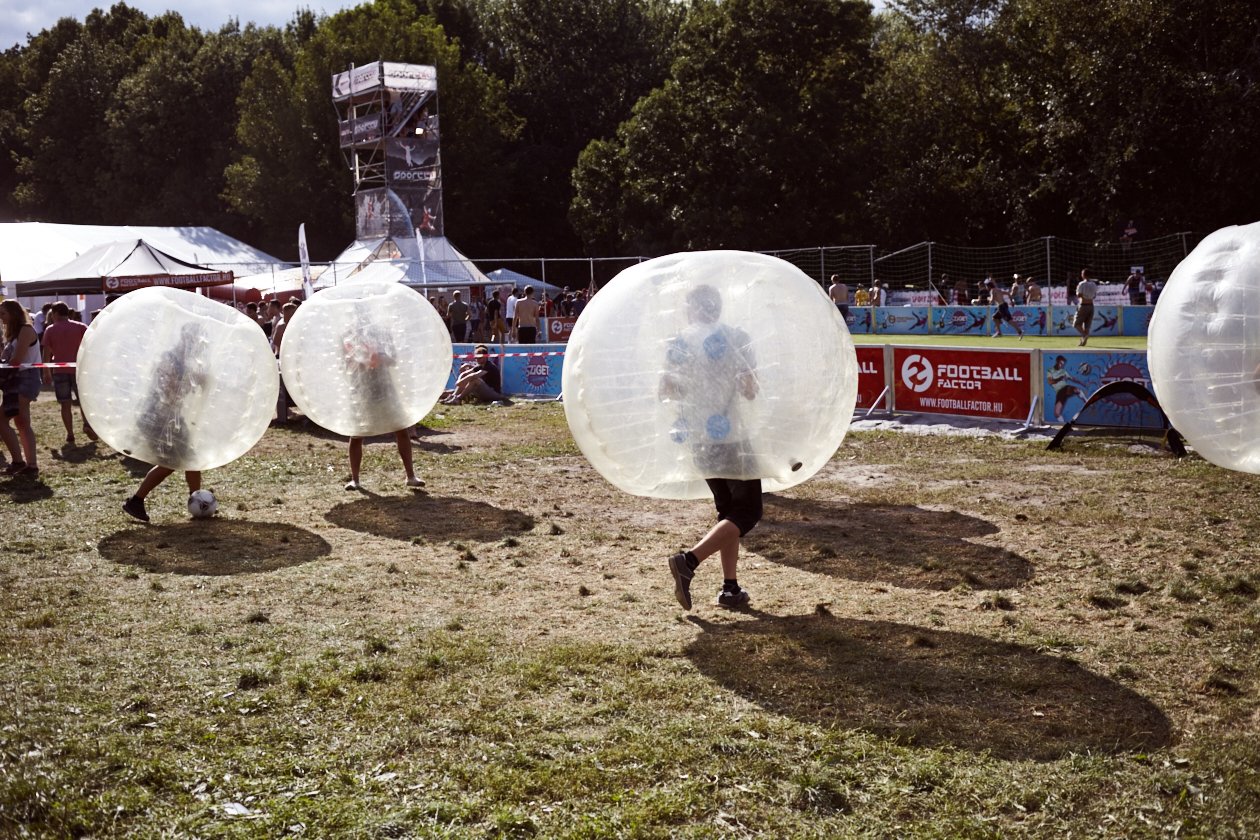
left=40, top=302, right=96, bottom=446
left=0, top=300, right=42, bottom=477
left=1075, top=269, right=1098, bottom=346
left=663, top=284, right=761, bottom=611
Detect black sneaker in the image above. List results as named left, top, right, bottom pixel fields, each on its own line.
left=668, top=553, right=694, bottom=611
left=717, top=587, right=750, bottom=609
left=123, top=495, right=150, bottom=523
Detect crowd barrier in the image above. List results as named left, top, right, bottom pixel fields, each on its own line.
left=846, top=304, right=1154, bottom=338
left=858, top=344, right=1160, bottom=429
left=19, top=341, right=1156, bottom=431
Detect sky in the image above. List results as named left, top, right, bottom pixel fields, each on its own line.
left=0, top=0, right=367, bottom=50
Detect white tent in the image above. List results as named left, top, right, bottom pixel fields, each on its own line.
left=0, top=222, right=282, bottom=296
left=484, top=267, right=566, bottom=298
left=318, top=235, right=491, bottom=289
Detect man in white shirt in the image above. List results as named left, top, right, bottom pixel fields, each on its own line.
left=1074, top=269, right=1098, bottom=346
left=504, top=289, right=519, bottom=342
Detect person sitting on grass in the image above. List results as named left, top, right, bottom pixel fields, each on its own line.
left=440, top=344, right=511, bottom=406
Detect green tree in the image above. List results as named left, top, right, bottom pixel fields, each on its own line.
left=99, top=17, right=287, bottom=239
left=478, top=0, right=684, bottom=255
left=572, top=0, right=875, bottom=254
left=862, top=0, right=1023, bottom=244
left=13, top=5, right=153, bottom=222
left=999, top=0, right=1260, bottom=238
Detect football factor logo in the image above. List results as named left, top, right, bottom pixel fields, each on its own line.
left=901, top=354, right=934, bottom=393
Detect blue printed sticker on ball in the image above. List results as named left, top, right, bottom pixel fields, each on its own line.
left=703, top=330, right=729, bottom=361
left=705, top=413, right=731, bottom=441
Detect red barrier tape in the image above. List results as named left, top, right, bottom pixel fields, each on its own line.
left=4, top=350, right=570, bottom=370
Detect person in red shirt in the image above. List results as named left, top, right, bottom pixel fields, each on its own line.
left=41, top=302, right=96, bottom=446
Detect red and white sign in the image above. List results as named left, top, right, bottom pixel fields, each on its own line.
left=893, top=347, right=1032, bottom=420
left=543, top=317, right=577, bottom=343
left=856, top=346, right=886, bottom=409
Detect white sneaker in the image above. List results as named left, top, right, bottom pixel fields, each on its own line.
left=406, top=476, right=426, bottom=489
left=344, top=479, right=360, bottom=491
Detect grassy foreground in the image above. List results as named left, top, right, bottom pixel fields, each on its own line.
left=1, top=398, right=1258, bottom=838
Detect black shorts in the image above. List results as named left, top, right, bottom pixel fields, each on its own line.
left=706, top=477, right=763, bottom=537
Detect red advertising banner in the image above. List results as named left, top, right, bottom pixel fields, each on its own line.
left=543, top=317, right=577, bottom=343
left=892, top=346, right=1033, bottom=420
left=856, top=346, right=886, bottom=409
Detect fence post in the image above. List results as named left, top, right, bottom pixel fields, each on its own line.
left=1044, top=236, right=1053, bottom=302
left=926, top=242, right=933, bottom=290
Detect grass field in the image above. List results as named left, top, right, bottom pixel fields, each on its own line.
left=2, top=396, right=1258, bottom=838
left=851, top=334, right=1148, bottom=352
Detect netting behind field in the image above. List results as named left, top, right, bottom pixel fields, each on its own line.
left=868, top=233, right=1203, bottom=297
left=761, top=246, right=876, bottom=288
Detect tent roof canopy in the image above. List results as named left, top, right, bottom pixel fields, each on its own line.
left=19, top=239, right=233, bottom=296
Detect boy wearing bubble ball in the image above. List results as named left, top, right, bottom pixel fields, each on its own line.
left=663, top=284, right=761, bottom=610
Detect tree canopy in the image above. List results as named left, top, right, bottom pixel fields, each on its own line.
left=2, top=0, right=1257, bottom=261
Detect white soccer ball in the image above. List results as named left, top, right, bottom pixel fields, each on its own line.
left=1149, top=221, right=1260, bottom=473
left=279, top=281, right=452, bottom=437
left=77, top=287, right=279, bottom=471
left=562, top=250, right=859, bottom=499
left=188, top=489, right=218, bottom=519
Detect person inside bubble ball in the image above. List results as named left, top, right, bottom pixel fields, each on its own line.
left=341, top=313, right=425, bottom=493
left=662, top=284, right=761, bottom=611
left=123, top=323, right=210, bottom=522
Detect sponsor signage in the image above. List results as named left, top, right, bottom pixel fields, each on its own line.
left=385, top=136, right=441, bottom=185
left=332, top=62, right=438, bottom=100
left=855, top=346, right=886, bottom=409
left=338, top=113, right=384, bottom=148
left=932, top=306, right=990, bottom=335
left=1042, top=351, right=1162, bottom=429
left=544, top=317, right=577, bottom=343
left=893, top=346, right=1033, bottom=420
left=875, top=306, right=930, bottom=335
left=102, top=272, right=233, bottom=292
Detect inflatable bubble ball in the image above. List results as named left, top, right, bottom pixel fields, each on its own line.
left=1149, top=221, right=1260, bottom=473
left=279, top=281, right=452, bottom=438
left=562, top=250, right=858, bottom=499
left=78, top=287, right=279, bottom=472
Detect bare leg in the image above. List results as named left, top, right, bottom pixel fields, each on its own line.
left=60, top=401, right=74, bottom=439
left=136, top=465, right=175, bottom=500
left=185, top=471, right=201, bottom=493
left=15, top=398, right=37, bottom=468
left=689, top=519, right=742, bottom=580
left=394, top=430, right=416, bottom=480
left=0, top=419, right=21, bottom=463
left=348, top=438, right=363, bottom=483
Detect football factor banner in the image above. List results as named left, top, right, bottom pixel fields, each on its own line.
left=543, top=317, right=577, bottom=343
left=893, top=346, right=1033, bottom=420
left=855, top=346, right=887, bottom=409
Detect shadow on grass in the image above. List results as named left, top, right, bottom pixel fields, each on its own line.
left=0, top=472, right=54, bottom=502
left=46, top=440, right=105, bottom=465
left=687, top=610, right=1171, bottom=761
left=99, top=520, right=331, bottom=575
left=746, top=498, right=1032, bottom=591
left=325, top=493, right=534, bottom=543
left=268, top=419, right=463, bottom=455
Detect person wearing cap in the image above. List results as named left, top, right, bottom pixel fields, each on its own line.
left=440, top=344, right=511, bottom=406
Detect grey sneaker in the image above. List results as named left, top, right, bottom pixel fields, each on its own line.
left=123, top=495, right=150, bottom=523
left=717, top=587, right=750, bottom=609
left=668, top=553, right=694, bottom=611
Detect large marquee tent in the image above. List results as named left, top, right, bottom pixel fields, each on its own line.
left=0, top=222, right=283, bottom=302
